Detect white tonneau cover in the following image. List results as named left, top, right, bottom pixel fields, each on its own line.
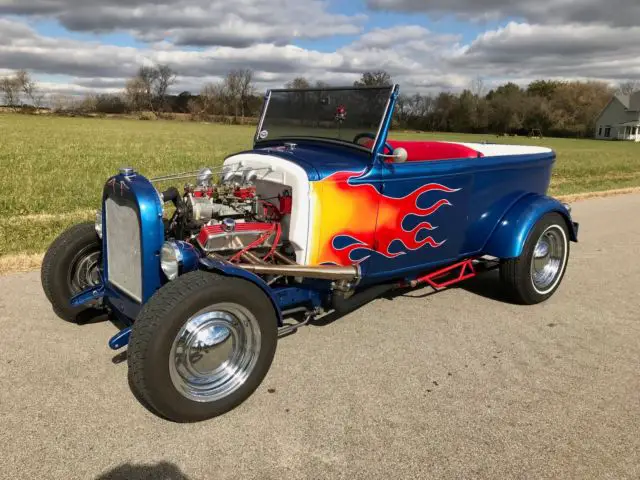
left=446, top=142, right=553, bottom=157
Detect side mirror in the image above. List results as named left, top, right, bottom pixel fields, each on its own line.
left=391, top=147, right=408, bottom=163
left=379, top=147, right=408, bottom=163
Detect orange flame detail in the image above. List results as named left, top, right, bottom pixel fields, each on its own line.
left=308, top=170, right=459, bottom=265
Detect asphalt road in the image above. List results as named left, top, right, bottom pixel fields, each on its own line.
left=1, top=194, right=639, bottom=480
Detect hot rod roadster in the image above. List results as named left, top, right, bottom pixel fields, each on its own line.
left=41, top=85, right=578, bottom=422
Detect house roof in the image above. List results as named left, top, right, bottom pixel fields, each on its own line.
left=615, top=94, right=631, bottom=109
left=596, top=91, right=640, bottom=122
left=616, top=91, right=640, bottom=111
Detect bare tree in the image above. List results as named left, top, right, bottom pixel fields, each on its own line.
left=219, top=69, right=255, bottom=119
left=80, top=94, right=99, bottom=113
left=618, top=80, right=640, bottom=95
left=15, top=70, right=44, bottom=108
left=470, top=76, right=485, bottom=98
left=124, top=64, right=177, bottom=113
left=50, top=94, right=85, bottom=114
left=394, top=93, right=411, bottom=125
left=238, top=69, right=254, bottom=119
left=1, top=75, right=21, bottom=108
left=154, top=64, right=176, bottom=112
left=224, top=70, right=244, bottom=118
left=137, top=66, right=157, bottom=111
left=286, top=77, right=311, bottom=89
left=125, top=77, right=150, bottom=112
left=199, top=81, right=228, bottom=116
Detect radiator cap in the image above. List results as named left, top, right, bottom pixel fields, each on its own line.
left=119, top=167, right=135, bottom=176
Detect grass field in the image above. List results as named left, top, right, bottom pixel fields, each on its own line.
left=1, top=112, right=640, bottom=263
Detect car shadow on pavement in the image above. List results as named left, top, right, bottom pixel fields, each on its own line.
left=458, top=269, right=515, bottom=303
left=73, top=308, right=111, bottom=325
left=309, top=285, right=437, bottom=328
left=309, top=270, right=514, bottom=329
left=95, top=461, right=190, bottom=480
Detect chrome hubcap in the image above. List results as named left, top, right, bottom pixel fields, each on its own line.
left=531, top=226, right=566, bottom=293
left=169, top=303, right=261, bottom=402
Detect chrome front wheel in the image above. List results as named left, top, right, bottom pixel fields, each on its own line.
left=128, top=271, right=278, bottom=423
left=169, top=303, right=262, bottom=403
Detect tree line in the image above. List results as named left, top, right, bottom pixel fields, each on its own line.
left=0, top=66, right=630, bottom=137
left=395, top=79, right=616, bottom=138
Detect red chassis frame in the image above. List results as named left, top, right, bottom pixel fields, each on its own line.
left=402, top=258, right=490, bottom=290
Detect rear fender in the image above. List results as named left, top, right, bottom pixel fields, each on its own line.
left=483, top=194, right=578, bottom=259
left=198, top=257, right=284, bottom=326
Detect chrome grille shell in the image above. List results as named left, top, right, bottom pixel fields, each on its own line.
left=101, top=172, right=164, bottom=312
left=105, top=196, right=142, bottom=302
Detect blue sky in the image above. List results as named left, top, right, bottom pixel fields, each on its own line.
left=32, top=20, right=150, bottom=49
left=1, top=0, right=638, bottom=96
left=29, top=3, right=507, bottom=52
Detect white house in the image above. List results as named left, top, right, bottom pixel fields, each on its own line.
left=595, top=92, right=640, bottom=141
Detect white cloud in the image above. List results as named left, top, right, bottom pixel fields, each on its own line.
left=2, top=14, right=639, bottom=99
left=451, top=22, right=640, bottom=81
left=1, top=0, right=366, bottom=47
left=0, top=19, right=467, bottom=95
left=366, top=0, right=640, bottom=27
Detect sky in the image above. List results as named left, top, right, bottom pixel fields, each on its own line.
left=1, top=0, right=640, bottom=97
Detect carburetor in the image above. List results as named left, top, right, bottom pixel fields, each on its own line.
left=183, top=168, right=259, bottom=223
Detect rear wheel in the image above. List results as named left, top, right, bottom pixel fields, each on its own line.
left=500, top=213, right=570, bottom=305
left=40, top=221, right=103, bottom=322
left=127, top=271, right=278, bottom=422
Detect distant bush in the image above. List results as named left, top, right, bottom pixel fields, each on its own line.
left=95, top=94, right=128, bottom=114
left=18, top=105, right=38, bottom=114
left=139, top=111, right=157, bottom=121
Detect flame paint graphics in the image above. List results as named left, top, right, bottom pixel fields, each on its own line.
left=308, top=170, right=460, bottom=265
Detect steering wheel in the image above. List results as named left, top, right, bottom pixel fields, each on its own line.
left=353, top=133, right=394, bottom=154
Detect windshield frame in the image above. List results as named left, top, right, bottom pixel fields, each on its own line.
left=253, top=85, right=397, bottom=153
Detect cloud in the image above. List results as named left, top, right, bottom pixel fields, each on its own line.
left=366, top=0, right=640, bottom=27
left=0, top=0, right=366, bottom=47
left=2, top=15, right=638, bottom=99
left=0, top=19, right=467, bottom=95
left=450, top=22, right=640, bottom=81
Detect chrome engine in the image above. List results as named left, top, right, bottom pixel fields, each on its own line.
left=159, top=167, right=292, bottom=259
left=184, top=169, right=262, bottom=224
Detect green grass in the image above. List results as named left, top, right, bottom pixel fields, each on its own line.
left=1, top=112, right=640, bottom=258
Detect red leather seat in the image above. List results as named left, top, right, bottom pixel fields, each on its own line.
left=387, top=141, right=482, bottom=162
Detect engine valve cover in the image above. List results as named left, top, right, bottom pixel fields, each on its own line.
left=197, top=221, right=277, bottom=252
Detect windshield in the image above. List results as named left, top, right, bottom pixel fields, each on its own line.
left=255, top=86, right=394, bottom=151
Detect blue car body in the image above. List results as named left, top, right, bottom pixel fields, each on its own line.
left=72, top=85, right=578, bottom=348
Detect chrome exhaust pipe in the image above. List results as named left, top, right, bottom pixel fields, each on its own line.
left=272, top=250, right=297, bottom=265
left=240, top=252, right=268, bottom=265
left=238, top=263, right=360, bottom=281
